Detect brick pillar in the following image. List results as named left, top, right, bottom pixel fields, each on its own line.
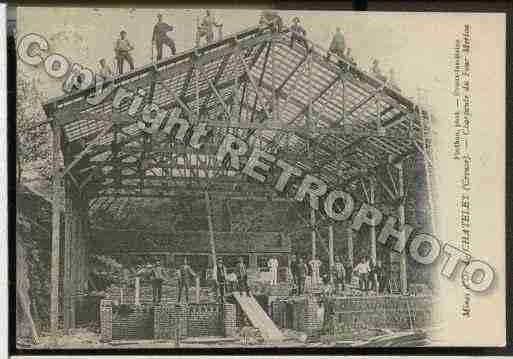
left=175, top=304, right=188, bottom=339
left=249, top=253, right=257, bottom=270
left=223, top=303, right=237, bottom=337
left=303, top=297, right=322, bottom=337
left=153, top=304, right=163, bottom=339
left=100, top=300, right=112, bottom=342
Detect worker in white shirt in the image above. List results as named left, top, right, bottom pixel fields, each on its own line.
left=267, top=256, right=279, bottom=286
left=309, top=256, right=322, bottom=287
left=353, top=256, right=371, bottom=292
left=115, top=30, right=135, bottom=74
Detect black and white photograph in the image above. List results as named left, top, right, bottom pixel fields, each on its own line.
left=12, top=7, right=506, bottom=350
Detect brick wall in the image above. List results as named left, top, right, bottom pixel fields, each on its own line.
left=330, top=295, right=434, bottom=333
left=224, top=303, right=237, bottom=337
left=153, top=303, right=187, bottom=339
left=271, top=295, right=434, bottom=337
left=187, top=304, right=222, bottom=337
left=111, top=306, right=153, bottom=340
left=100, top=300, right=112, bottom=342
left=102, top=301, right=235, bottom=341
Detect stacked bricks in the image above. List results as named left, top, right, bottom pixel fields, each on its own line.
left=111, top=305, right=153, bottom=340
left=173, top=304, right=189, bottom=339
left=224, top=303, right=237, bottom=337
left=100, top=300, right=113, bottom=342
left=303, top=296, right=322, bottom=337
left=270, top=295, right=435, bottom=338
left=153, top=304, right=185, bottom=340
left=106, top=283, right=216, bottom=306
left=187, top=304, right=222, bottom=337
left=330, top=295, right=435, bottom=334
left=101, top=300, right=247, bottom=341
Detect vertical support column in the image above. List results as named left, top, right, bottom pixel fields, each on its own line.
left=328, top=225, right=334, bottom=283
left=204, top=191, right=217, bottom=278
left=271, top=38, right=277, bottom=123
left=135, top=277, right=141, bottom=305
left=63, top=188, right=76, bottom=333
left=50, top=126, right=62, bottom=338
left=397, top=161, right=408, bottom=294
left=310, top=209, right=316, bottom=259
left=81, top=195, right=91, bottom=293
left=346, top=224, right=353, bottom=268
left=195, top=277, right=201, bottom=304
left=369, top=177, right=377, bottom=264
left=307, top=53, right=313, bottom=131
left=195, top=64, right=200, bottom=122
left=249, top=253, right=257, bottom=270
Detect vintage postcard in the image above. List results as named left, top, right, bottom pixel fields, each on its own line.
left=14, top=7, right=506, bottom=350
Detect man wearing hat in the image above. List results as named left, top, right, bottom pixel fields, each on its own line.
left=259, top=10, right=283, bottom=33
left=327, top=27, right=346, bottom=62
left=290, top=17, right=308, bottom=50
left=177, top=257, right=197, bottom=303
left=215, top=257, right=228, bottom=303
left=115, top=30, right=135, bottom=74
left=152, top=13, right=176, bottom=61
left=199, top=10, right=222, bottom=45
left=235, top=257, right=251, bottom=296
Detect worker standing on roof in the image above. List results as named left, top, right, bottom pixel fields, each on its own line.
left=290, top=17, right=308, bottom=50
left=327, top=27, right=346, bottom=62
left=259, top=10, right=283, bottom=33
left=98, top=58, right=113, bottom=79
left=371, top=59, right=387, bottom=82
left=115, top=30, right=135, bottom=74
left=199, top=10, right=222, bottom=45
left=152, top=13, right=176, bottom=61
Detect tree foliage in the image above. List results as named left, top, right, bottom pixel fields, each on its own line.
left=16, top=70, right=52, bottom=184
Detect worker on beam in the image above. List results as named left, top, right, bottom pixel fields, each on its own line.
left=259, top=10, right=283, bottom=33
left=290, top=17, right=308, bottom=50
left=198, top=10, right=222, bottom=45
left=98, top=58, right=114, bottom=79
left=152, top=13, right=176, bottom=61
left=115, top=30, right=135, bottom=74
left=371, top=59, right=387, bottom=82
left=326, top=27, right=346, bottom=62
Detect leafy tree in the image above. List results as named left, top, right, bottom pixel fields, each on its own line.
left=16, top=70, right=52, bottom=186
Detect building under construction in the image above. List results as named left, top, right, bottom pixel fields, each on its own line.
left=34, top=19, right=438, bottom=346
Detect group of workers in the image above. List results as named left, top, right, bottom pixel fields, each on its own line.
left=125, top=256, right=251, bottom=305
left=288, top=254, right=390, bottom=296
left=97, top=11, right=220, bottom=77
left=95, top=11, right=399, bottom=93
left=117, top=251, right=391, bottom=306
left=133, top=258, right=197, bottom=304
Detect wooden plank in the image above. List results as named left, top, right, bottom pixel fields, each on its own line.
left=62, top=122, right=113, bottom=177
left=50, top=32, right=273, bottom=124
left=16, top=285, right=39, bottom=344
left=204, top=191, right=217, bottom=280
left=50, top=125, right=62, bottom=339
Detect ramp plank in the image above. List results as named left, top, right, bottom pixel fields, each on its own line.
left=233, top=293, right=284, bottom=342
